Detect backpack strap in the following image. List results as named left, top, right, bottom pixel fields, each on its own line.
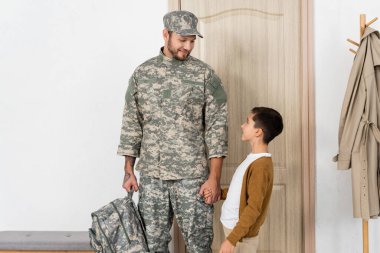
left=111, top=202, right=131, bottom=245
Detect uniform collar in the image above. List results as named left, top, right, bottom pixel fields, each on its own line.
left=158, top=47, right=188, bottom=67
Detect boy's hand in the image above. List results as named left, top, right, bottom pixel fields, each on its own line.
left=203, top=188, right=212, bottom=199
left=203, top=188, right=221, bottom=202
left=199, top=178, right=221, bottom=204
left=219, top=239, right=235, bottom=253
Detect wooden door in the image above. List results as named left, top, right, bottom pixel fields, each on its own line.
left=169, top=1, right=314, bottom=252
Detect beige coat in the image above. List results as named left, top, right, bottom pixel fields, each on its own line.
left=335, top=27, right=380, bottom=219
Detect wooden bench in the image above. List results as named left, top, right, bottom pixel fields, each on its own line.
left=0, top=231, right=94, bottom=253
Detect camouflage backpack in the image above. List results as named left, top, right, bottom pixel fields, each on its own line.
left=89, top=192, right=149, bottom=253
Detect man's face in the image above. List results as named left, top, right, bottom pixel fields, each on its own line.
left=165, top=31, right=196, bottom=61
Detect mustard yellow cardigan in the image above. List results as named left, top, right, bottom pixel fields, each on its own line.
left=221, top=156, right=273, bottom=246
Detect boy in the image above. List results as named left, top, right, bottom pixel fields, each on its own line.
left=209, top=107, right=283, bottom=253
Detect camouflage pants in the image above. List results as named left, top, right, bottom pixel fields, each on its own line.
left=138, top=175, right=213, bottom=253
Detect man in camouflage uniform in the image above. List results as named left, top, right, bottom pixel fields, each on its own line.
left=118, top=10, right=228, bottom=253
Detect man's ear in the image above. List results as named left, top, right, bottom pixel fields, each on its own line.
left=163, top=29, right=169, bottom=41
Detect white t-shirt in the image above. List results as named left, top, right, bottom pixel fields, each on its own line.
left=220, top=153, right=271, bottom=229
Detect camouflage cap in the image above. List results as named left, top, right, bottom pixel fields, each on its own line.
left=163, top=10, right=203, bottom=38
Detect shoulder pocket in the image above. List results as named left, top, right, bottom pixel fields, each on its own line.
left=208, top=75, right=226, bottom=105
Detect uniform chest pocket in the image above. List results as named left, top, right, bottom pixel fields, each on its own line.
left=175, top=82, right=204, bottom=121
left=179, top=81, right=204, bottom=103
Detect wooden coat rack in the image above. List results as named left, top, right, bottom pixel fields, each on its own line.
left=347, top=14, right=378, bottom=54
left=346, top=14, right=378, bottom=253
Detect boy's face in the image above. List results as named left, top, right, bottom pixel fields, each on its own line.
left=241, top=113, right=261, bottom=141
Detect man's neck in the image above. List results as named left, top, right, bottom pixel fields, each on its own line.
left=162, top=46, right=173, bottom=59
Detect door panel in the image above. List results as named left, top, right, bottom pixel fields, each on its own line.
left=169, top=1, right=304, bottom=252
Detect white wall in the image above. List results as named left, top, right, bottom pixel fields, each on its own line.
left=2, top=0, right=380, bottom=252
left=315, top=1, right=380, bottom=253
left=0, top=0, right=167, bottom=230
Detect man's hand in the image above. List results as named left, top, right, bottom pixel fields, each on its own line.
left=122, top=172, right=138, bottom=192
left=122, top=155, right=138, bottom=192
left=199, top=157, right=223, bottom=204
left=219, top=239, right=235, bottom=253
left=199, top=177, right=221, bottom=204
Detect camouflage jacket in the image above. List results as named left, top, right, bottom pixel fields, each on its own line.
left=117, top=48, right=228, bottom=180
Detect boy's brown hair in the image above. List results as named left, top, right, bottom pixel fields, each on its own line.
left=251, top=107, right=283, bottom=144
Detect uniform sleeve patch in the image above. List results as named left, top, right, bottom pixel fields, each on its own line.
left=208, top=75, right=227, bottom=105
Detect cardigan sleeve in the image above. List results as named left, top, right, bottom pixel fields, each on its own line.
left=226, top=165, right=270, bottom=245
left=221, top=188, right=229, bottom=200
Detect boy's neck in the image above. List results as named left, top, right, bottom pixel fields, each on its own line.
left=250, top=141, right=269, bottom=154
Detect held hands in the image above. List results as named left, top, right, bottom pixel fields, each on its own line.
left=199, top=178, right=221, bottom=204
left=219, top=239, right=235, bottom=253
left=122, top=172, right=138, bottom=192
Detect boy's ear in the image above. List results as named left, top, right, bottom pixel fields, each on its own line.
left=256, top=128, right=264, bottom=137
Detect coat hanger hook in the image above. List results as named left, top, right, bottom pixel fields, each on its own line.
left=349, top=48, right=357, bottom=55
left=366, top=17, right=378, bottom=27
left=347, top=38, right=360, bottom=47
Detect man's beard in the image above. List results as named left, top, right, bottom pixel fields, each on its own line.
left=168, top=39, right=190, bottom=61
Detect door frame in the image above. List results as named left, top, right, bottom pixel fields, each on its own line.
left=301, top=0, right=315, bottom=253
left=168, top=1, right=315, bottom=252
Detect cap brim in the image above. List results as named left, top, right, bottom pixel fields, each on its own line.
left=177, top=29, right=203, bottom=38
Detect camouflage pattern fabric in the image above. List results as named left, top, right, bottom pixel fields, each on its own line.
left=163, top=10, right=203, bottom=38
left=117, top=49, right=228, bottom=180
left=138, top=175, right=214, bottom=253
left=89, top=193, right=148, bottom=253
